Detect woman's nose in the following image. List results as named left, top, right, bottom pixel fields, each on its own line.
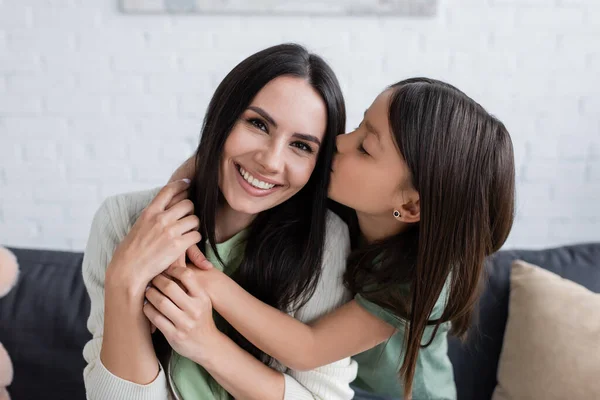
left=256, top=141, right=285, bottom=174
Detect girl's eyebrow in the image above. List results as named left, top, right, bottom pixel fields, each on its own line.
left=363, top=110, right=382, bottom=149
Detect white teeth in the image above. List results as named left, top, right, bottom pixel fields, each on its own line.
left=238, top=166, right=275, bottom=190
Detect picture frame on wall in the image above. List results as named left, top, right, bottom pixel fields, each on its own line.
left=120, top=0, right=438, bottom=16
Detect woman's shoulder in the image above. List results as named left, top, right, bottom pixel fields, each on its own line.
left=288, top=211, right=350, bottom=318
left=322, top=210, right=351, bottom=273
left=92, top=186, right=162, bottom=239
left=289, top=210, right=352, bottom=322
left=324, top=209, right=350, bottom=247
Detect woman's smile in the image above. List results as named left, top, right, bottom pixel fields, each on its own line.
left=234, top=162, right=282, bottom=197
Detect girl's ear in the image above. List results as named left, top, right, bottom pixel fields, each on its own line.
left=393, top=190, right=420, bottom=224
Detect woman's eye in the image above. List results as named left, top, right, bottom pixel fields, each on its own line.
left=249, top=118, right=268, bottom=132
left=292, top=142, right=314, bottom=154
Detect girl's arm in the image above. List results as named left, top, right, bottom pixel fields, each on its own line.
left=206, top=271, right=396, bottom=371
left=199, top=331, right=356, bottom=400
left=200, top=332, right=285, bottom=400
left=147, top=267, right=357, bottom=400
left=181, top=212, right=396, bottom=372
left=200, top=299, right=359, bottom=400
left=169, top=155, right=195, bottom=182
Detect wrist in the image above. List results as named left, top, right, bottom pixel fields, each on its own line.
left=193, top=330, right=229, bottom=369
left=106, top=263, right=148, bottom=301
left=203, top=268, right=228, bottom=306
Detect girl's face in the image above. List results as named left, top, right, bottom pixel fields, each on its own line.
left=329, top=90, right=416, bottom=218
left=219, top=76, right=327, bottom=216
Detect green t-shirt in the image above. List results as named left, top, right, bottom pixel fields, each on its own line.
left=352, top=278, right=456, bottom=400
left=170, top=229, right=247, bottom=400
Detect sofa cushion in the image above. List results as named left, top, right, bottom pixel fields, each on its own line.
left=0, top=248, right=90, bottom=400
left=492, top=260, right=600, bottom=400
left=448, top=243, right=600, bottom=400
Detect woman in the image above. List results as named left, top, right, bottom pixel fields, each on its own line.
left=82, top=43, right=358, bottom=400
left=163, top=78, right=516, bottom=399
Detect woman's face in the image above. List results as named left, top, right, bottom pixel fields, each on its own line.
left=329, top=89, right=414, bottom=217
left=219, top=76, right=327, bottom=216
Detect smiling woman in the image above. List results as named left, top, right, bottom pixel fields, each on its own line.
left=81, top=43, right=357, bottom=400
left=218, top=76, right=326, bottom=218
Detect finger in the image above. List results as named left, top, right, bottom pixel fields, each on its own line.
left=151, top=274, right=195, bottom=313
left=164, top=265, right=201, bottom=295
left=170, top=253, right=187, bottom=269
left=180, top=230, right=202, bottom=251
left=163, top=199, right=195, bottom=221
left=148, top=180, right=190, bottom=212
left=151, top=324, right=157, bottom=334
left=172, top=214, right=200, bottom=236
left=165, top=190, right=189, bottom=210
left=187, top=245, right=213, bottom=270
left=145, top=287, right=189, bottom=327
left=143, top=302, right=176, bottom=338
left=168, top=156, right=196, bottom=184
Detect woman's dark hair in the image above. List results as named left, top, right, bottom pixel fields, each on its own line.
left=191, top=43, right=345, bottom=365
left=344, top=78, right=515, bottom=398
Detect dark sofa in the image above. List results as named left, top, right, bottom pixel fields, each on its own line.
left=1, top=243, right=599, bottom=400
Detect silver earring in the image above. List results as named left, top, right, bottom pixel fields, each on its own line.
left=393, top=210, right=401, bottom=218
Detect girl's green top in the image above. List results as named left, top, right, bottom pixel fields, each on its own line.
left=352, top=277, right=456, bottom=400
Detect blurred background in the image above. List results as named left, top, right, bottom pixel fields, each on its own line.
left=0, top=0, right=598, bottom=250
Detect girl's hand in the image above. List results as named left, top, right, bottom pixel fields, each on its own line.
left=186, top=244, right=214, bottom=270
left=106, top=180, right=201, bottom=295
left=143, top=270, right=220, bottom=365
left=168, top=156, right=196, bottom=183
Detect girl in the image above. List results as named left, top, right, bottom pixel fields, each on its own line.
left=82, top=44, right=358, bottom=400
left=164, top=77, right=516, bottom=399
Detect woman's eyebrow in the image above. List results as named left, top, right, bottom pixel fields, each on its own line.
left=293, top=133, right=321, bottom=146
left=247, top=106, right=277, bottom=127
left=248, top=105, right=321, bottom=146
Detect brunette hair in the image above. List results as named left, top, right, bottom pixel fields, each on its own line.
left=344, top=77, right=515, bottom=397
left=191, top=43, right=345, bottom=364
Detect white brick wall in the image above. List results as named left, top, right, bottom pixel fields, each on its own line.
left=1, top=0, right=599, bottom=250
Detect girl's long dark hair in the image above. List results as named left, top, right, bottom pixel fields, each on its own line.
left=191, top=43, right=345, bottom=365
left=344, top=78, right=515, bottom=398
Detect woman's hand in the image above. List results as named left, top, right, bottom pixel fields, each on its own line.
left=143, top=268, right=222, bottom=365
left=167, top=157, right=199, bottom=270
left=106, top=180, right=202, bottom=297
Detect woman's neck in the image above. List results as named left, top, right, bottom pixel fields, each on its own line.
left=356, top=210, right=410, bottom=244
left=214, top=202, right=256, bottom=243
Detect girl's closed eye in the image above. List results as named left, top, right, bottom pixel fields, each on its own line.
left=358, top=142, right=369, bottom=156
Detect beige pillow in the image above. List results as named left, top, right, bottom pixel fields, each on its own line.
left=492, top=260, right=600, bottom=400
